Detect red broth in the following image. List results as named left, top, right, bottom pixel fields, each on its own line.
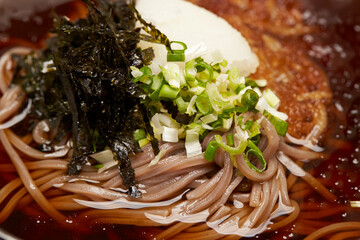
left=0, top=0, right=359, bottom=239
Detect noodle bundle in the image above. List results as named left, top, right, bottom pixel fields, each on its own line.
left=0, top=47, right=357, bottom=239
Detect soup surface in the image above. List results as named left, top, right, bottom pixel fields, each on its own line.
left=0, top=0, right=359, bottom=239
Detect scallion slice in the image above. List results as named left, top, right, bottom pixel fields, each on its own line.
left=250, top=134, right=261, bottom=145
left=159, top=84, right=180, bottom=99
left=149, top=74, right=165, bottom=101
left=195, top=60, right=213, bottom=83
left=240, top=120, right=253, bottom=131
left=210, top=118, right=223, bottom=129
left=214, top=135, right=247, bottom=155
left=175, top=96, right=189, bottom=113
left=195, top=94, right=212, bottom=114
left=133, top=128, right=146, bottom=141
left=138, top=138, right=150, bottom=147
left=244, top=140, right=266, bottom=173
left=204, top=141, right=219, bottom=161
left=263, top=89, right=280, bottom=108
left=263, top=110, right=289, bottom=137
left=226, top=134, right=234, bottom=147
left=241, top=89, right=259, bottom=110
left=132, top=66, right=152, bottom=84
left=167, top=41, right=187, bottom=62
left=150, top=74, right=164, bottom=91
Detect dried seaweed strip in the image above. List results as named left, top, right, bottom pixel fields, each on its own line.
left=129, top=1, right=172, bottom=49
left=10, top=0, right=170, bottom=197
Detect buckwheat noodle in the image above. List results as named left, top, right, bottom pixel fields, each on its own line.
left=0, top=48, right=359, bottom=239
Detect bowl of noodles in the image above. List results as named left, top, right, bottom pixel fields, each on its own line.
left=0, top=0, right=360, bottom=239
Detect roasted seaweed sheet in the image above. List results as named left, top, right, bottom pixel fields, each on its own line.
left=11, top=0, right=169, bottom=197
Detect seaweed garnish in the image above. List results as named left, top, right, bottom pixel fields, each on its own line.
left=128, top=0, right=172, bottom=50
left=10, top=0, right=172, bottom=198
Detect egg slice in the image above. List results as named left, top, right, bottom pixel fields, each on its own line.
left=136, top=0, right=259, bottom=76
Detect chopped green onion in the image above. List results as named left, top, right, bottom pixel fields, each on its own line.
left=195, top=60, right=213, bottom=83
left=240, top=120, right=253, bottom=131
left=244, top=140, right=267, bottom=173
left=214, top=135, right=247, bottom=155
left=132, top=66, right=152, bottom=84
left=227, top=67, right=240, bottom=81
left=185, top=130, right=202, bottom=157
left=138, top=138, right=150, bottom=148
left=160, top=63, right=185, bottom=88
left=211, top=63, right=221, bottom=73
left=263, top=110, right=289, bottom=137
left=149, top=89, right=160, bottom=101
left=254, top=79, right=267, bottom=87
left=162, top=126, right=179, bottom=142
left=210, top=118, right=223, bottom=129
left=200, top=113, right=218, bottom=124
left=222, top=117, right=233, bottom=131
left=226, top=134, right=234, bottom=147
left=175, top=96, right=189, bottom=113
left=185, top=59, right=197, bottom=86
left=195, top=94, right=212, bottom=114
left=220, top=111, right=231, bottom=119
left=204, top=141, right=219, bottom=161
left=158, top=113, right=180, bottom=128
left=148, top=74, right=165, bottom=101
left=133, top=128, right=146, bottom=141
left=253, top=87, right=262, bottom=97
left=220, top=106, right=248, bottom=119
left=248, top=120, right=261, bottom=138
left=241, top=89, right=259, bottom=110
left=150, top=74, right=164, bottom=91
left=263, top=89, right=280, bottom=108
left=245, top=77, right=258, bottom=87
left=235, top=84, right=246, bottom=94
left=220, top=59, right=228, bottom=67
left=186, top=68, right=197, bottom=86
left=167, top=41, right=187, bottom=62
left=149, top=149, right=167, bottom=166
left=94, top=164, right=104, bottom=169
left=186, top=95, right=198, bottom=116
left=250, top=134, right=261, bottom=145
left=159, top=84, right=180, bottom=99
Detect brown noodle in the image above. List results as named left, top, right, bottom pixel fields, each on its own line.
left=0, top=48, right=359, bottom=239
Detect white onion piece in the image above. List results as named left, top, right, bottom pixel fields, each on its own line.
left=185, top=131, right=202, bottom=157
left=148, top=149, right=167, bottom=166
left=162, top=126, right=179, bottom=142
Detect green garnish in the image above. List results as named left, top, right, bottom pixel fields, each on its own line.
left=195, top=94, right=212, bottom=115
left=159, top=85, right=180, bottom=99
left=263, top=110, right=289, bottom=136
left=167, top=41, right=187, bottom=62
left=175, top=96, right=189, bottom=113
left=241, top=89, right=259, bottom=110
left=244, top=140, right=267, bottom=173
left=226, top=134, right=234, bottom=147
left=214, top=135, right=247, bottom=155
left=133, top=129, right=146, bottom=141
left=204, top=141, right=219, bottom=161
